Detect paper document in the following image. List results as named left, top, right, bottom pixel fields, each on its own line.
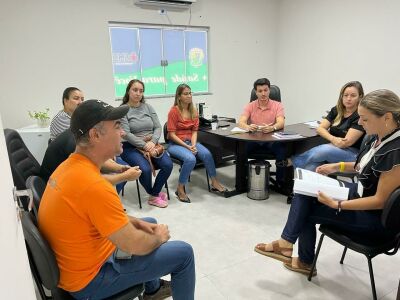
left=293, top=168, right=349, bottom=200
left=303, top=120, right=320, bottom=128
left=272, top=132, right=304, bottom=139
left=231, top=127, right=248, bottom=133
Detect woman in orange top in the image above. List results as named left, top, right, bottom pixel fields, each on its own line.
left=167, top=84, right=227, bottom=202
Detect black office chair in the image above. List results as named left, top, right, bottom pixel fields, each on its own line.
left=21, top=210, right=144, bottom=300
left=163, top=123, right=210, bottom=192
left=132, top=178, right=170, bottom=209
left=25, top=175, right=46, bottom=220
left=121, top=179, right=151, bottom=209
left=250, top=84, right=281, bottom=102
left=120, top=165, right=170, bottom=209
left=308, top=187, right=400, bottom=300
left=4, top=128, right=41, bottom=209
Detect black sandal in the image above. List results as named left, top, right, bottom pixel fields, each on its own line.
left=175, top=191, right=191, bottom=203
left=210, top=186, right=228, bottom=194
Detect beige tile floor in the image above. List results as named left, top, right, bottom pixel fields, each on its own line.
left=121, top=163, right=399, bottom=300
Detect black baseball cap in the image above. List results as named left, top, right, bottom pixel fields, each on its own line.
left=70, top=99, right=129, bottom=136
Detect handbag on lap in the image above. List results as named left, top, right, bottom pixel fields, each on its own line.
left=138, top=144, right=165, bottom=176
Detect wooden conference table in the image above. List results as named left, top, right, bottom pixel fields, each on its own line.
left=198, top=121, right=324, bottom=198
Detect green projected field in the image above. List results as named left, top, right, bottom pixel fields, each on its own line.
left=114, top=61, right=208, bottom=98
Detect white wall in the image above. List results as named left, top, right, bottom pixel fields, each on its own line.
left=2, top=0, right=399, bottom=129
left=0, top=116, right=36, bottom=299
left=276, top=0, right=400, bottom=124
left=0, top=0, right=277, bottom=129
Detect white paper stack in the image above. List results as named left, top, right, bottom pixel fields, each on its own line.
left=272, top=131, right=304, bottom=139
left=303, top=120, right=320, bottom=128
left=230, top=127, right=248, bottom=134
left=293, top=168, right=349, bottom=200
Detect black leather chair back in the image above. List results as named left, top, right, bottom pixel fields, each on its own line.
left=4, top=128, right=40, bottom=190
left=308, top=186, right=400, bottom=300
left=21, top=211, right=60, bottom=292
left=163, top=122, right=169, bottom=143
left=21, top=210, right=145, bottom=300
left=250, top=85, right=281, bottom=102
left=26, top=175, right=46, bottom=220
left=382, top=187, right=400, bottom=231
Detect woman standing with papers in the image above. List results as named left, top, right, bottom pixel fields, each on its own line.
left=254, top=89, right=400, bottom=276
left=292, top=81, right=365, bottom=171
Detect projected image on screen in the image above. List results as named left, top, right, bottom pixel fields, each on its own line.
left=109, top=25, right=209, bottom=98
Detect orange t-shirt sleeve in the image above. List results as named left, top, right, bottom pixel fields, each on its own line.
left=86, top=182, right=129, bottom=237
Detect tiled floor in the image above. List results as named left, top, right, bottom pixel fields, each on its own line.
left=121, top=162, right=400, bottom=300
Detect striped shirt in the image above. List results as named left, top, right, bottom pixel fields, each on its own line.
left=50, top=110, right=71, bottom=140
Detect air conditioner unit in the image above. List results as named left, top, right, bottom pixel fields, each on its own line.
left=135, top=0, right=196, bottom=9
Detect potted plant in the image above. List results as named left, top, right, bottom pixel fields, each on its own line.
left=28, top=108, right=50, bottom=127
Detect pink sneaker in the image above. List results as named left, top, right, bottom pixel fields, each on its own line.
left=148, top=196, right=168, bottom=208
left=159, top=192, right=168, bottom=201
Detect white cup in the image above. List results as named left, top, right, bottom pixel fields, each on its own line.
left=211, top=122, right=218, bottom=130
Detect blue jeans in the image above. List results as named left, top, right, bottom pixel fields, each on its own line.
left=115, top=157, right=128, bottom=195
left=167, top=141, right=216, bottom=185
left=292, top=143, right=358, bottom=171
left=281, top=183, right=385, bottom=264
left=121, top=143, right=173, bottom=197
left=70, top=217, right=195, bottom=300
left=246, top=141, right=288, bottom=185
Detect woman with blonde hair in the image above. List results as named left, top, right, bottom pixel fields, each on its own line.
left=292, top=81, right=365, bottom=171
left=255, top=89, right=400, bottom=276
left=167, top=83, right=226, bottom=202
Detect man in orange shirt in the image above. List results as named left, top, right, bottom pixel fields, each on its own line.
left=39, top=100, right=195, bottom=300
left=239, top=78, right=291, bottom=195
